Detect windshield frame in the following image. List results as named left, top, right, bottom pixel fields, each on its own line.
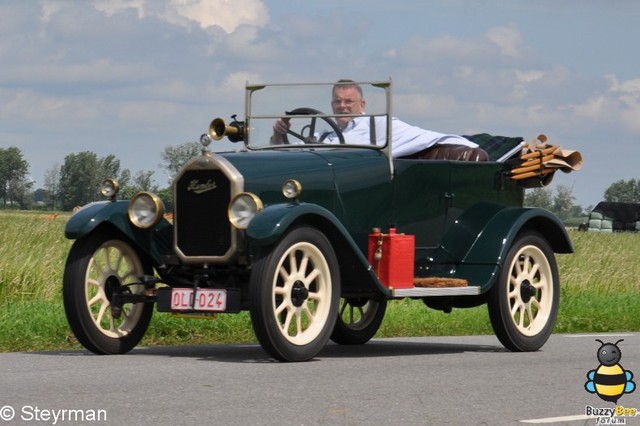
left=242, top=80, right=393, bottom=158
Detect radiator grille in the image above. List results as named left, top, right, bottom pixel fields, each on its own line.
left=175, top=169, right=231, bottom=257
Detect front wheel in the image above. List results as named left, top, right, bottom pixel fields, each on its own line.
left=488, top=231, right=559, bottom=352
left=250, top=226, right=340, bottom=362
left=63, top=230, right=153, bottom=354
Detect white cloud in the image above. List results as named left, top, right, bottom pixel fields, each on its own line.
left=167, top=0, right=269, bottom=32
left=606, top=74, right=640, bottom=94
left=42, top=0, right=268, bottom=34
left=196, top=71, right=263, bottom=103
left=0, top=89, right=99, bottom=126
left=225, top=25, right=279, bottom=60
left=512, top=69, right=545, bottom=100
left=620, top=105, right=640, bottom=134
left=606, top=75, right=640, bottom=134
left=90, top=0, right=145, bottom=18
left=41, top=0, right=66, bottom=22
left=573, top=95, right=610, bottom=120
left=6, top=59, right=156, bottom=86
left=404, top=34, right=487, bottom=62
left=486, top=24, right=523, bottom=58
left=117, top=99, right=179, bottom=124
left=572, top=74, right=640, bottom=135
left=454, top=66, right=475, bottom=79
left=395, top=93, right=460, bottom=120
left=222, top=72, right=263, bottom=91
left=516, top=70, right=544, bottom=84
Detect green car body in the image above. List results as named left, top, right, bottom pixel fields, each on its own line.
left=63, top=80, right=573, bottom=361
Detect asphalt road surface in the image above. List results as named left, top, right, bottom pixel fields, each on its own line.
left=1, top=333, right=639, bottom=425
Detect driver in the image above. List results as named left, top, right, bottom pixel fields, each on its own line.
left=271, top=79, right=480, bottom=158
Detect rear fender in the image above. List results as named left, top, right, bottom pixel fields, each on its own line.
left=463, top=206, right=573, bottom=264
left=430, top=202, right=573, bottom=292
left=64, top=201, right=173, bottom=266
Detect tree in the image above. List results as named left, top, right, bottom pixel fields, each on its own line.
left=132, top=170, right=156, bottom=192
left=120, top=170, right=158, bottom=199
left=525, top=185, right=584, bottom=225
left=43, top=164, right=60, bottom=211
left=58, top=152, right=100, bottom=210
left=0, top=147, right=30, bottom=208
left=96, top=154, right=134, bottom=190
left=524, top=188, right=553, bottom=210
left=157, top=187, right=173, bottom=211
left=118, top=168, right=132, bottom=191
left=552, top=185, right=576, bottom=221
left=604, top=179, right=640, bottom=202
left=160, top=142, right=201, bottom=184
left=8, top=176, right=34, bottom=209
left=57, top=152, right=132, bottom=210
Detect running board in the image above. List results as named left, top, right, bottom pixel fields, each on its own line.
left=391, top=286, right=481, bottom=298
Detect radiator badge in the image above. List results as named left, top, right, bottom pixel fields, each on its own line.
left=187, top=179, right=217, bottom=194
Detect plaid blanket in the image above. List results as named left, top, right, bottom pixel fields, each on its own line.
left=463, top=133, right=524, bottom=162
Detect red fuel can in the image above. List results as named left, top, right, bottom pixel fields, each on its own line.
left=368, top=227, right=415, bottom=289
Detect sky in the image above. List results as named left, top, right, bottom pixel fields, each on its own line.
left=2, top=0, right=639, bottom=208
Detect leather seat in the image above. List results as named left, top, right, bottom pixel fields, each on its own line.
left=400, top=144, right=489, bottom=161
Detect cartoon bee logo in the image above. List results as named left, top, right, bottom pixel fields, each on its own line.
left=585, top=339, right=636, bottom=403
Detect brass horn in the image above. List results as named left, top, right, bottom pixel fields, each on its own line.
left=208, top=118, right=238, bottom=140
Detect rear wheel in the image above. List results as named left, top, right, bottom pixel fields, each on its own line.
left=331, top=298, right=387, bottom=345
left=63, top=230, right=153, bottom=354
left=488, top=231, right=559, bottom=352
left=250, top=226, right=340, bottom=362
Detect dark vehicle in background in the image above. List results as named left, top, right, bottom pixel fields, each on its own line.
left=62, top=81, right=573, bottom=361
left=580, top=201, right=640, bottom=232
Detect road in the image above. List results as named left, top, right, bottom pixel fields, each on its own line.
left=0, top=333, right=638, bottom=425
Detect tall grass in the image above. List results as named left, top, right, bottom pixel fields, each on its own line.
left=1, top=210, right=639, bottom=352
left=555, top=230, right=640, bottom=332
left=0, top=211, right=72, bottom=302
left=559, top=230, right=640, bottom=293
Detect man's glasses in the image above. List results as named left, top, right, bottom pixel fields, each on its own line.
left=331, top=99, right=360, bottom=106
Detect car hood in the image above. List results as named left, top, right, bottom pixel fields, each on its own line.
left=218, top=148, right=392, bottom=232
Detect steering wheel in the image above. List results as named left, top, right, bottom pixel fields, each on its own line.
left=282, top=107, right=345, bottom=145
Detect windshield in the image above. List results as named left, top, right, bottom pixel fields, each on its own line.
left=242, top=81, right=391, bottom=152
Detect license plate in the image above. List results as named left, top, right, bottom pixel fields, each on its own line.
left=170, top=288, right=227, bottom=312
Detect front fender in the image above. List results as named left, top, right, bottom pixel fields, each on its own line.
left=64, top=200, right=173, bottom=266
left=247, top=202, right=354, bottom=247
left=246, top=202, right=389, bottom=295
left=65, top=201, right=131, bottom=239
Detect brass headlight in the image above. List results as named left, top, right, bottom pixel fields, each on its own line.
left=282, top=179, right=302, bottom=199
left=228, top=192, right=263, bottom=229
left=128, top=192, right=164, bottom=229
left=100, top=179, right=120, bottom=199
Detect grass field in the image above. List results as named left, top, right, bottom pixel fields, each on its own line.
left=1, top=210, right=639, bottom=353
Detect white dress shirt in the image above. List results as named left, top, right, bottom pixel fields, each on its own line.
left=320, top=115, right=477, bottom=157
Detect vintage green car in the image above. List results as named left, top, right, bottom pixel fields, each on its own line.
left=62, top=80, right=573, bottom=362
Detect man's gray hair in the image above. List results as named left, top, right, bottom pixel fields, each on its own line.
left=332, top=79, right=364, bottom=99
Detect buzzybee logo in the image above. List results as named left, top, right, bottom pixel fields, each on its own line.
left=585, top=339, right=636, bottom=403
left=583, top=339, right=637, bottom=424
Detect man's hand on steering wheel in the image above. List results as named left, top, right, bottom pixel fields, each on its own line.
left=273, top=107, right=345, bottom=145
